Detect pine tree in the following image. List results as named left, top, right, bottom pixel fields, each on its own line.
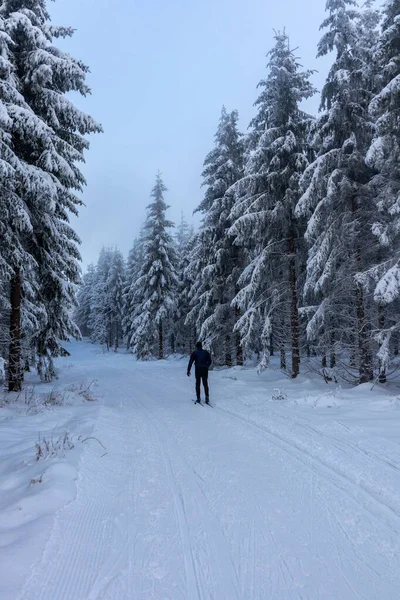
left=87, top=248, right=114, bottom=349
left=75, top=264, right=97, bottom=337
left=230, top=32, right=315, bottom=376
left=296, top=0, right=380, bottom=383
left=128, top=174, right=178, bottom=359
left=0, top=11, right=45, bottom=389
left=186, top=107, right=244, bottom=365
left=107, top=249, right=125, bottom=351
left=88, top=275, right=109, bottom=349
left=174, top=214, right=195, bottom=355
left=123, top=233, right=145, bottom=350
left=1, top=0, right=101, bottom=386
left=364, top=0, right=400, bottom=378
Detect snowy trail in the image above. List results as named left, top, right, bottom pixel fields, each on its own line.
left=16, top=346, right=400, bottom=599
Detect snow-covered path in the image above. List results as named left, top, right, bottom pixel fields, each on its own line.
left=16, top=344, right=400, bottom=599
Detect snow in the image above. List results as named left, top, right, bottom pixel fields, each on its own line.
left=3, top=341, right=400, bottom=599
left=0, top=357, right=100, bottom=599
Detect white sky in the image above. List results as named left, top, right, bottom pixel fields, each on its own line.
left=48, top=0, right=383, bottom=268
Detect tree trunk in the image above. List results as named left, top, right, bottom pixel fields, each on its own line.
left=8, top=269, right=22, bottom=392
left=225, top=333, right=232, bottom=367
left=234, top=306, right=243, bottom=366
left=171, top=332, right=175, bottom=354
left=108, top=323, right=113, bottom=352
left=236, top=332, right=243, bottom=366
left=114, top=323, right=119, bottom=352
left=330, top=331, right=336, bottom=369
left=378, top=308, right=387, bottom=384
left=159, top=321, right=163, bottom=359
left=280, top=345, right=286, bottom=371
left=355, top=282, right=373, bottom=383
left=351, top=191, right=373, bottom=383
left=349, top=349, right=356, bottom=368
left=191, top=328, right=197, bottom=352
left=289, top=233, right=300, bottom=378
left=321, top=351, right=327, bottom=369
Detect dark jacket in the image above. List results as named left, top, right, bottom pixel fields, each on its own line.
left=187, top=349, right=212, bottom=374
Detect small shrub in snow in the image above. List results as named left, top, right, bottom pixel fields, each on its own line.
left=78, top=380, right=97, bottom=402
left=272, top=388, right=288, bottom=402
left=30, top=475, right=43, bottom=485
left=67, top=380, right=97, bottom=401
left=44, top=388, right=63, bottom=407
left=80, top=390, right=96, bottom=402
left=36, top=431, right=75, bottom=461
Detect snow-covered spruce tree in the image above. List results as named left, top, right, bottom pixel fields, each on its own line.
left=87, top=247, right=123, bottom=350
left=1, top=0, right=101, bottom=386
left=88, top=273, right=109, bottom=348
left=123, top=233, right=145, bottom=350
left=186, top=107, right=244, bottom=366
left=296, top=0, right=380, bottom=384
left=185, top=231, right=207, bottom=349
left=128, top=174, right=178, bottom=359
left=106, top=249, right=125, bottom=351
left=74, top=264, right=97, bottom=337
left=364, top=0, right=400, bottom=380
left=229, top=32, right=315, bottom=377
left=174, top=213, right=196, bottom=355
left=0, top=12, right=43, bottom=389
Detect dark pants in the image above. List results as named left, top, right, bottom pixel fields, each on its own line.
left=195, top=368, right=209, bottom=400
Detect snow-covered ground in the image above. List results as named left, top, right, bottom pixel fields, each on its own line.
left=2, top=342, right=400, bottom=599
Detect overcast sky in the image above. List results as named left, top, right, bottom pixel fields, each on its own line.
left=48, top=0, right=359, bottom=268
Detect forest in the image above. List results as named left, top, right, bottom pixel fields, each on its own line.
left=2, top=0, right=400, bottom=389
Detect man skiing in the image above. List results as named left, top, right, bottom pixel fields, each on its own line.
left=187, top=341, right=212, bottom=404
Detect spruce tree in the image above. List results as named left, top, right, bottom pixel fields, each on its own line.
left=0, top=10, right=45, bottom=389
left=128, top=174, right=177, bottom=359
left=296, top=0, right=380, bottom=383
left=365, top=0, right=400, bottom=377
left=107, top=249, right=125, bottom=351
left=87, top=248, right=113, bottom=349
left=186, top=107, right=244, bottom=365
left=230, top=32, right=315, bottom=376
left=1, top=0, right=101, bottom=386
left=174, top=214, right=195, bottom=355
left=75, top=265, right=96, bottom=337
left=123, top=233, right=145, bottom=350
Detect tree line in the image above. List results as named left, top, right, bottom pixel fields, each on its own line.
left=77, top=1, right=400, bottom=384
left=3, top=0, right=400, bottom=390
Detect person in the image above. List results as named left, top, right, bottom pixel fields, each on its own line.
left=187, top=341, right=212, bottom=404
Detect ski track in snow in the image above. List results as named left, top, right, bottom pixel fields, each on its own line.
left=13, top=344, right=400, bottom=600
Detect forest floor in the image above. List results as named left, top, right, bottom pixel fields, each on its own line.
left=2, top=341, right=400, bottom=599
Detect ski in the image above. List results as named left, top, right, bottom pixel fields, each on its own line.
left=191, top=398, right=213, bottom=407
